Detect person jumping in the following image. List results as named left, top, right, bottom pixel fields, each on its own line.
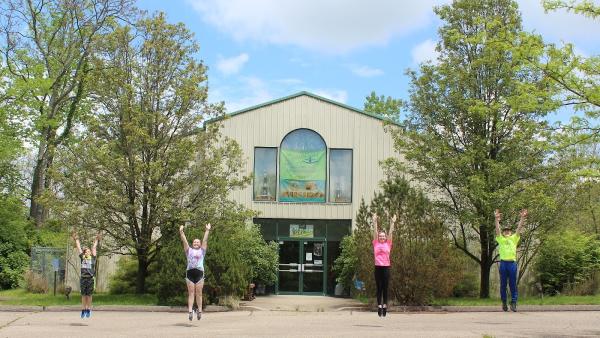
left=72, top=231, right=101, bottom=319
left=372, top=212, right=396, bottom=317
left=495, top=208, right=528, bottom=312
left=179, top=223, right=211, bottom=321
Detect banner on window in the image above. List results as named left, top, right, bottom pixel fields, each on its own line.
left=279, top=148, right=326, bottom=202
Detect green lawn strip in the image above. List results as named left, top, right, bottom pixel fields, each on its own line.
left=0, top=289, right=157, bottom=306
left=432, top=295, right=600, bottom=306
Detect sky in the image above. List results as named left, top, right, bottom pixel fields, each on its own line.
left=136, top=0, right=600, bottom=123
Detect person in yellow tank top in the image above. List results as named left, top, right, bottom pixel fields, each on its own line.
left=495, top=208, right=527, bottom=312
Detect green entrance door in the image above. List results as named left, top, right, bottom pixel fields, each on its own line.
left=278, top=240, right=325, bottom=294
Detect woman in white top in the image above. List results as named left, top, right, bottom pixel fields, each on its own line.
left=179, top=223, right=211, bottom=321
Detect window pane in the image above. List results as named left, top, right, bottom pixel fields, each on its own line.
left=254, top=148, right=277, bottom=201
left=279, top=129, right=326, bottom=203
left=329, top=149, right=352, bottom=203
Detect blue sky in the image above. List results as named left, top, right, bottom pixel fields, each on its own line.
left=137, top=0, right=600, bottom=123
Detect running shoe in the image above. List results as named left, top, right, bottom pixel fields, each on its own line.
left=502, top=301, right=508, bottom=312
left=510, top=301, right=517, bottom=312
left=377, top=307, right=382, bottom=317
left=382, top=307, right=387, bottom=317
left=86, top=309, right=91, bottom=318
left=80, top=309, right=85, bottom=319
left=188, top=311, right=193, bottom=321
left=197, top=311, right=202, bottom=320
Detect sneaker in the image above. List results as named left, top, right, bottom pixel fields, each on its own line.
left=80, top=309, right=85, bottom=319
left=382, top=307, right=387, bottom=317
left=510, top=301, right=517, bottom=312
left=188, top=311, right=193, bottom=321
left=502, top=301, right=508, bottom=312
left=86, top=309, right=91, bottom=318
left=197, top=311, right=202, bottom=320
left=377, top=307, right=382, bottom=317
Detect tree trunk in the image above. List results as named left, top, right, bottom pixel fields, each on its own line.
left=29, top=140, right=49, bottom=227
left=479, top=226, right=493, bottom=298
left=136, top=250, right=148, bottom=294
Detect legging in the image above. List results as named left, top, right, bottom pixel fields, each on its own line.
left=374, top=266, right=390, bottom=306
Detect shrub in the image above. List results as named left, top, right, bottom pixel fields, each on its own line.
left=535, top=230, right=600, bottom=295
left=352, top=176, right=461, bottom=305
left=333, top=235, right=357, bottom=292
left=0, top=196, right=30, bottom=290
left=24, top=270, right=49, bottom=294
left=109, top=256, right=159, bottom=294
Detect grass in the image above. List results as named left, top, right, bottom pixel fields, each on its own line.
left=0, top=288, right=158, bottom=306
left=432, top=294, right=600, bottom=306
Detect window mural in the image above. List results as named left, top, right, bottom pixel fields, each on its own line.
left=329, top=149, right=352, bottom=203
left=253, top=147, right=277, bottom=201
left=279, top=129, right=326, bottom=202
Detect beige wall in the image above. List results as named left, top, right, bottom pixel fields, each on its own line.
left=218, top=94, right=401, bottom=228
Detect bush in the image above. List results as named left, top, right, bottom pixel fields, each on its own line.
left=0, top=196, right=30, bottom=290
left=24, top=270, right=49, bottom=294
left=352, top=176, right=461, bottom=305
left=155, top=203, right=276, bottom=306
left=333, top=235, right=357, bottom=292
left=109, top=256, right=159, bottom=294
left=535, top=230, right=600, bottom=295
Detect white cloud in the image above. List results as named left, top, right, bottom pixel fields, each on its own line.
left=216, top=53, right=249, bottom=76
left=517, top=0, right=600, bottom=46
left=211, top=76, right=273, bottom=112
left=411, top=39, right=439, bottom=65
left=188, top=0, right=444, bottom=53
left=275, top=78, right=304, bottom=85
left=348, top=64, right=384, bottom=78
left=312, top=89, right=348, bottom=104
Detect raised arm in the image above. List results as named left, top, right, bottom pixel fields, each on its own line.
left=494, top=209, right=502, bottom=237
left=91, top=233, right=101, bottom=257
left=201, top=223, right=211, bottom=251
left=516, top=209, right=528, bottom=235
left=179, top=225, right=190, bottom=253
left=71, top=231, right=83, bottom=255
left=372, top=213, right=379, bottom=241
left=389, top=214, right=397, bottom=240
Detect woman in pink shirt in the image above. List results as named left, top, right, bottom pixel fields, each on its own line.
left=372, top=212, right=396, bottom=317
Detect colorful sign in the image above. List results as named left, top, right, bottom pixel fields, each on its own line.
left=279, top=148, right=326, bottom=202
left=290, top=224, right=314, bottom=238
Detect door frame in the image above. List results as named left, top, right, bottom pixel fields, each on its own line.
left=276, top=237, right=327, bottom=295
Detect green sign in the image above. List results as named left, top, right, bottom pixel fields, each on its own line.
left=279, top=148, right=326, bottom=202
left=290, top=224, right=314, bottom=238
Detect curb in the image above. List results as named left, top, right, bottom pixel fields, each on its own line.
left=0, top=305, right=230, bottom=313
left=388, top=305, right=600, bottom=313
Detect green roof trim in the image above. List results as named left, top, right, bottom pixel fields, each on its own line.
left=206, top=91, right=400, bottom=125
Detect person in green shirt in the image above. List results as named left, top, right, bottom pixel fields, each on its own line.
left=495, top=208, right=528, bottom=312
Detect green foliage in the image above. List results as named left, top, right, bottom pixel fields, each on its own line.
left=156, top=204, right=276, bottom=306
left=109, top=257, right=159, bottom=295
left=348, top=177, right=461, bottom=305
left=333, top=235, right=357, bottom=291
left=0, top=197, right=30, bottom=289
left=385, top=0, right=563, bottom=298
left=48, top=12, right=251, bottom=294
left=535, top=230, right=600, bottom=295
left=363, top=91, right=403, bottom=121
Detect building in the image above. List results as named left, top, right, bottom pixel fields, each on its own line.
left=215, top=92, right=400, bottom=295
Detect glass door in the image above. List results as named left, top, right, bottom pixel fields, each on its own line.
left=278, top=241, right=300, bottom=292
left=277, top=240, right=325, bottom=294
left=302, top=241, right=325, bottom=293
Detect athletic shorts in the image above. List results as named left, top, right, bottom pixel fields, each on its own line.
left=186, top=268, right=204, bottom=284
left=80, top=277, right=94, bottom=296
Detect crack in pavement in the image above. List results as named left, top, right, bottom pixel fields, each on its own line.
left=0, top=313, right=34, bottom=331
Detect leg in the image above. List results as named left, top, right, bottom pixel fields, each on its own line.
left=382, top=267, right=389, bottom=308
left=499, top=262, right=508, bottom=304
left=508, top=262, right=518, bottom=308
left=186, top=280, right=195, bottom=313
left=195, top=281, right=204, bottom=319
left=374, top=267, right=383, bottom=306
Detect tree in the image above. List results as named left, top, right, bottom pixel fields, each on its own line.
left=48, top=13, right=250, bottom=293
left=0, top=0, right=134, bottom=226
left=387, top=0, right=562, bottom=297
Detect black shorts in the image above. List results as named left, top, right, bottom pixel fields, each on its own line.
left=80, top=277, right=94, bottom=296
left=186, top=269, right=204, bottom=284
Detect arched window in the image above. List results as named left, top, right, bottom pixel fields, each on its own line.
left=279, top=129, right=327, bottom=202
